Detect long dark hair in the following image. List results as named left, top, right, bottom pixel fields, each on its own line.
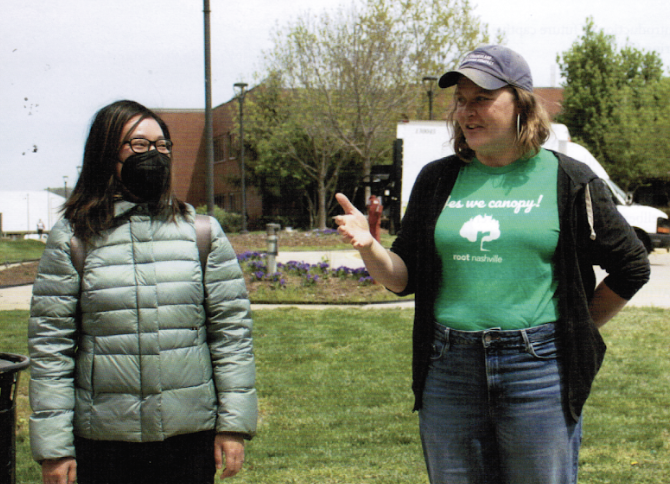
left=63, top=100, right=186, bottom=241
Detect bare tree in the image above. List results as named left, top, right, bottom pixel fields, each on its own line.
left=256, top=0, right=496, bottom=228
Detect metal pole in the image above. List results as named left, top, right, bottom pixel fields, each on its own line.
left=204, top=0, right=215, bottom=215
left=234, top=83, right=248, bottom=234
left=428, top=89, right=434, bottom=121
left=266, top=223, right=280, bottom=274
left=240, top=94, right=247, bottom=233
left=422, top=76, right=437, bottom=121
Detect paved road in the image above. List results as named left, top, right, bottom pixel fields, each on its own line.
left=1, top=250, right=668, bottom=311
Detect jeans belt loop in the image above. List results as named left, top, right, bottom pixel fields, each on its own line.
left=521, top=328, right=533, bottom=353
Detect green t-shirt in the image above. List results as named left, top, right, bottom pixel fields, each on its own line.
left=434, top=149, right=560, bottom=331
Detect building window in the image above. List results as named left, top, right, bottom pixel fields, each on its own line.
left=213, top=135, right=225, bottom=161
left=213, top=193, right=241, bottom=213
left=214, top=132, right=237, bottom=162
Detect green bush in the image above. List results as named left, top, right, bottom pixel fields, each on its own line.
left=195, top=205, right=243, bottom=233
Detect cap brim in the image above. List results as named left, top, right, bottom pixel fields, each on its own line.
left=438, top=68, right=508, bottom=91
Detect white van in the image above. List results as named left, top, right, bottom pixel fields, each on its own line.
left=395, top=121, right=670, bottom=252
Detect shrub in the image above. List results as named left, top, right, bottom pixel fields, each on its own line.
left=195, top=205, right=243, bottom=233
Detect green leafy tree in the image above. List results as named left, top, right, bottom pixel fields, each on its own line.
left=557, top=18, right=621, bottom=161
left=557, top=17, right=665, bottom=191
left=246, top=73, right=355, bottom=229
left=603, top=77, right=670, bottom=192
left=252, top=0, right=496, bottom=229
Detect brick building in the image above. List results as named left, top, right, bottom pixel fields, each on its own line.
left=155, top=99, right=262, bottom=222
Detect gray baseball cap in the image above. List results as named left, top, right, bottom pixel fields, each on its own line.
left=439, top=45, right=533, bottom=92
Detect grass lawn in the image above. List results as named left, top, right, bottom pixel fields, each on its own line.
left=0, top=239, right=45, bottom=264
left=3, top=307, right=669, bottom=483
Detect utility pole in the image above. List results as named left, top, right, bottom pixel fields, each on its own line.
left=204, top=0, right=215, bottom=215
left=234, top=82, right=248, bottom=233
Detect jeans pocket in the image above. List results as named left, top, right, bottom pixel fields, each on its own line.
left=430, top=339, right=447, bottom=360
left=526, top=337, right=558, bottom=360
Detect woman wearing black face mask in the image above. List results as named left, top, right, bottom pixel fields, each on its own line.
left=28, top=100, right=257, bottom=484
left=117, top=136, right=172, bottom=203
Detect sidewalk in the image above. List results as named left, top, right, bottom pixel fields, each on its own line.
left=0, top=250, right=416, bottom=311
left=0, top=284, right=33, bottom=311
left=275, top=249, right=365, bottom=268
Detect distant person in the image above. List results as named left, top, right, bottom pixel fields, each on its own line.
left=28, top=100, right=257, bottom=484
left=335, top=45, right=650, bottom=483
left=367, top=195, right=383, bottom=242
left=36, top=219, right=45, bottom=238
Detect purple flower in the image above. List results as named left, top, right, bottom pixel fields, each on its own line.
left=248, top=261, right=267, bottom=272
left=253, top=271, right=265, bottom=281
left=358, top=276, right=373, bottom=285
left=303, top=273, right=319, bottom=286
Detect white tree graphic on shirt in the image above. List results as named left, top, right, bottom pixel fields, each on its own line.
left=460, top=215, right=500, bottom=252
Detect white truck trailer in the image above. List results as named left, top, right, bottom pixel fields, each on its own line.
left=393, top=121, right=670, bottom=252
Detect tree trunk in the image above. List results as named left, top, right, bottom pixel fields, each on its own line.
left=317, top=176, right=327, bottom=230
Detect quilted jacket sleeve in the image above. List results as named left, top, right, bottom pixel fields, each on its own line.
left=28, top=220, right=80, bottom=461
left=202, top=218, right=258, bottom=439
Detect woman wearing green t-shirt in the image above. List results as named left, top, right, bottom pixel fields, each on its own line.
left=335, top=45, right=649, bottom=484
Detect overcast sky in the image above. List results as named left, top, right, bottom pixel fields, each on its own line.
left=2, top=0, right=670, bottom=192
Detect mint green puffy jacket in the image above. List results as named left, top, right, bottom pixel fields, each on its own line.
left=28, top=202, right=257, bottom=462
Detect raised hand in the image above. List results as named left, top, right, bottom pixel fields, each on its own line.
left=334, top=193, right=375, bottom=250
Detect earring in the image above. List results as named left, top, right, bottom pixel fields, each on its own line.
left=516, top=114, right=521, bottom=139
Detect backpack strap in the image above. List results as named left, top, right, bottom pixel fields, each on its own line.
left=70, top=216, right=211, bottom=280
left=70, top=236, right=85, bottom=278
left=195, top=214, right=212, bottom=275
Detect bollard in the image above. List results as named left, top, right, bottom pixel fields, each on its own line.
left=266, top=223, right=281, bottom=274
left=0, top=353, right=30, bottom=484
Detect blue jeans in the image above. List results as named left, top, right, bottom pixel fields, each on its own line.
left=419, top=323, right=582, bottom=484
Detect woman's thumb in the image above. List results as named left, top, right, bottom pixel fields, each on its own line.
left=335, top=193, right=354, bottom=214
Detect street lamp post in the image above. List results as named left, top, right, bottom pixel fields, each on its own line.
left=203, top=0, right=215, bottom=215
left=422, top=76, right=438, bottom=120
left=234, top=82, right=248, bottom=234
left=63, top=175, right=69, bottom=200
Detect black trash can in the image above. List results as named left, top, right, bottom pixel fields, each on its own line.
left=0, top=353, right=30, bottom=484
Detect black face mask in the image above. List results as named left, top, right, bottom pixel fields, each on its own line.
left=119, top=150, right=171, bottom=202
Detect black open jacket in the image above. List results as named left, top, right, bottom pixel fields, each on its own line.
left=390, top=152, right=650, bottom=421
